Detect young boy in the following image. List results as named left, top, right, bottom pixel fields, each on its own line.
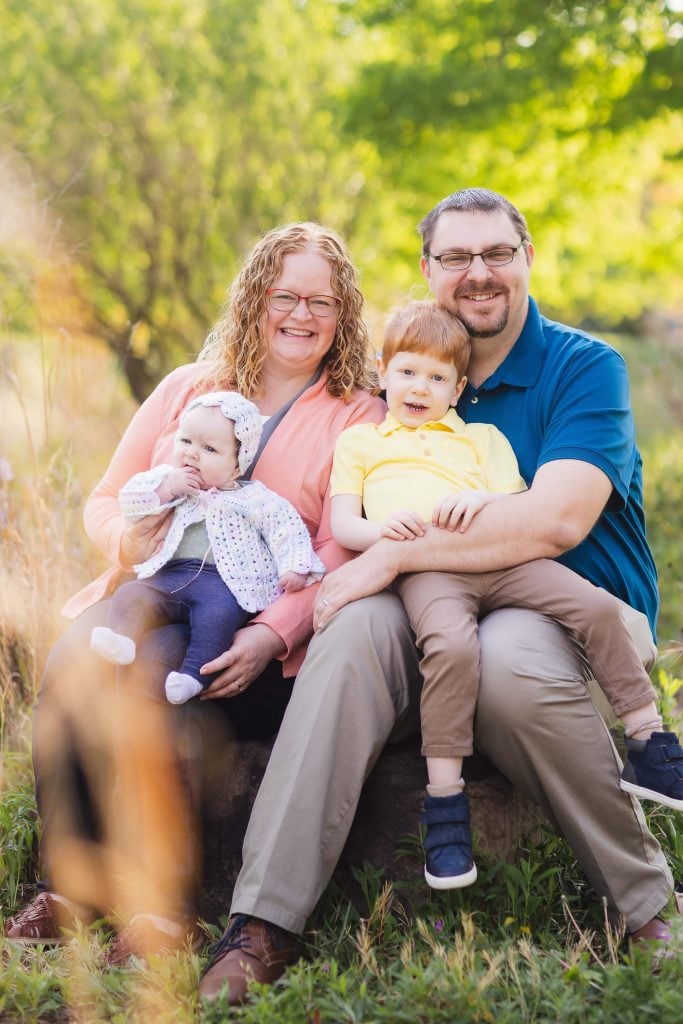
left=330, top=300, right=683, bottom=890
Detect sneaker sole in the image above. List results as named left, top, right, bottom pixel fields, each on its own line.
left=620, top=779, right=683, bottom=811
left=424, top=863, right=478, bottom=890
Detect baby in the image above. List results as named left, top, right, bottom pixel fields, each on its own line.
left=91, top=391, right=325, bottom=704
left=331, top=300, right=683, bottom=891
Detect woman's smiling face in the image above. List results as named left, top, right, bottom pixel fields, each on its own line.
left=261, top=250, right=339, bottom=378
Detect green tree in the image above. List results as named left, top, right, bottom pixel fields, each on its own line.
left=2, top=0, right=681, bottom=393
left=339, top=0, right=683, bottom=323
left=0, top=0, right=381, bottom=399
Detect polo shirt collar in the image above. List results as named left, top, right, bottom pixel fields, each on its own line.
left=378, top=408, right=467, bottom=436
left=467, top=296, right=546, bottom=394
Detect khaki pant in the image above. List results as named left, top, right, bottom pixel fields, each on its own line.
left=231, top=593, right=672, bottom=935
left=396, top=560, right=658, bottom=758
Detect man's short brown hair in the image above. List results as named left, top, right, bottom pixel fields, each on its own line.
left=418, top=187, right=531, bottom=258
left=382, top=300, right=470, bottom=379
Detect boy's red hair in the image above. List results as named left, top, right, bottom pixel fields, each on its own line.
left=382, top=300, right=470, bottom=378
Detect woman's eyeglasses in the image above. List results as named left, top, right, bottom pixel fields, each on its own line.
left=267, top=290, right=340, bottom=317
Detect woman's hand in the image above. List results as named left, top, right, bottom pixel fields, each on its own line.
left=199, top=623, right=286, bottom=699
left=119, top=510, right=174, bottom=569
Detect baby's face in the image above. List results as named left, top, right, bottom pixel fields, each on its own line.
left=173, top=405, right=240, bottom=489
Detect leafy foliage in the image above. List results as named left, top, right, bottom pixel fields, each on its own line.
left=643, top=434, right=683, bottom=645
left=0, top=0, right=383, bottom=399
left=341, top=0, right=683, bottom=321
left=1, top=1, right=681, bottom=397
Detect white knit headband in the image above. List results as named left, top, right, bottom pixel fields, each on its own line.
left=183, top=391, right=262, bottom=475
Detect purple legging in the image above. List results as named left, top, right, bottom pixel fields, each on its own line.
left=104, top=559, right=249, bottom=685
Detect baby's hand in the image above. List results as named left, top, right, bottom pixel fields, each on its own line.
left=432, top=490, right=491, bottom=532
left=279, top=570, right=308, bottom=593
left=158, top=466, right=202, bottom=503
left=380, top=510, right=426, bottom=541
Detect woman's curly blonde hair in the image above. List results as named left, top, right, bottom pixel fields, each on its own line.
left=196, top=222, right=377, bottom=400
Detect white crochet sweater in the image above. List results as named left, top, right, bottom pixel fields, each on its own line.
left=120, top=465, right=326, bottom=613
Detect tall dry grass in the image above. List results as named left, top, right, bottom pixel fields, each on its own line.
left=0, top=328, right=136, bottom=758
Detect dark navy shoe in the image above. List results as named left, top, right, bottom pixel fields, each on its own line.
left=620, top=731, right=683, bottom=811
left=420, top=791, right=477, bottom=890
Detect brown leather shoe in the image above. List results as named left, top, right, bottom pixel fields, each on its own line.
left=198, top=914, right=302, bottom=1004
left=4, top=892, right=92, bottom=944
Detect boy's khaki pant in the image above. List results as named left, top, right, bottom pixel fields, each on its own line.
left=396, top=559, right=658, bottom=758
left=231, top=591, right=672, bottom=936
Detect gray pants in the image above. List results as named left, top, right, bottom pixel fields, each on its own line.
left=230, top=593, right=672, bottom=935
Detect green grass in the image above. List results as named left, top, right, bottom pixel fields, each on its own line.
left=2, top=856, right=683, bottom=1022
left=0, top=761, right=39, bottom=914
left=2, top=807, right=683, bottom=1021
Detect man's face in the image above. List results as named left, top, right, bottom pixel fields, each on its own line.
left=420, top=210, right=533, bottom=342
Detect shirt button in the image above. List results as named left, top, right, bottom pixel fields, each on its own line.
left=424, top=449, right=431, bottom=456
left=470, top=396, right=479, bottom=404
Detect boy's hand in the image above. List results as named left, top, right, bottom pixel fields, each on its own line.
left=381, top=510, right=426, bottom=541
left=279, top=570, right=307, bottom=593
left=159, top=466, right=202, bottom=502
left=432, top=490, right=492, bottom=532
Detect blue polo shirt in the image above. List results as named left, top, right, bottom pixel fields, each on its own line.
left=457, top=297, right=659, bottom=637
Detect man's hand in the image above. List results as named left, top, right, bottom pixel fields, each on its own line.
left=279, top=570, right=308, bottom=593
left=314, top=540, right=402, bottom=631
left=199, top=623, right=286, bottom=699
left=380, top=510, right=426, bottom=541
left=432, top=490, right=497, bottom=532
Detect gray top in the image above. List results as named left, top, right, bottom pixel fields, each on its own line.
left=170, top=520, right=215, bottom=563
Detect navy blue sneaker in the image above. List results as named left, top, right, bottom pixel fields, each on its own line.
left=620, top=731, right=683, bottom=811
left=420, top=792, right=477, bottom=890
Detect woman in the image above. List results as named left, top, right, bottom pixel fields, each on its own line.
left=5, top=222, right=385, bottom=960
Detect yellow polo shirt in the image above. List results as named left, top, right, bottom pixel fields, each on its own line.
left=331, top=409, right=526, bottom=523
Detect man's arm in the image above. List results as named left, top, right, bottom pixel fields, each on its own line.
left=314, top=459, right=612, bottom=629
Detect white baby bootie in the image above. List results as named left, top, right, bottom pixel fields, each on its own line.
left=90, top=627, right=136, bottom=665
left=165, top=671, right=204, bottom=705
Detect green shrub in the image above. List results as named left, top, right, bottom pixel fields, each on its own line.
left=642, top=434, right=683, bottom=646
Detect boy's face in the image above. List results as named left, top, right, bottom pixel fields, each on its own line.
left=173, top=405, right=240, bottom=489
left=378, top=350, right=466, bottom=428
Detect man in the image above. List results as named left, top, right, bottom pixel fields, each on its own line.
left=199, top=188, right=678, bottom=1004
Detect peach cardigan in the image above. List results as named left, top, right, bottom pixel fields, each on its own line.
left=63, top=363, right=385, bottom=676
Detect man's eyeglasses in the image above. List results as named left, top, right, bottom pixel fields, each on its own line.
left=427, top=242, right=525, bottom=272
left=266, top=290, right=340, bottom=317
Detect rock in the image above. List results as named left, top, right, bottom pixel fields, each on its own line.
left=198, top=735, right=544, bottom=922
